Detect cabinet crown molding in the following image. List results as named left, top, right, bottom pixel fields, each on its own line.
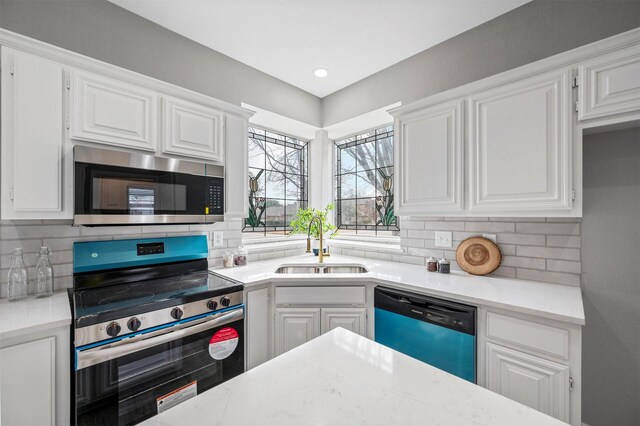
left=388, top=27, right=640, bottom=117
left=0, top=29, right=255, bottom=119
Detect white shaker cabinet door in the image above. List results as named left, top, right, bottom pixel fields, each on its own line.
left=467, top=69, right=573, bottom=213
left=246, top=287, right=270, bottom=370
left=70, top=71, right=157, bottom=151
left=0, top=48, right=68, bottom=219
left=162, top=96, right=224, bottom=162
left=578, top=43, right=640, bottom=120
left=275, top=308, right=320, bottom=356
left=0, top=337, right=56, bottom=426
left=321, top=308, right=366, bottom=337
left=486, top=342, right=570, bottom=423
left=395, top=99, right=464, bottom=215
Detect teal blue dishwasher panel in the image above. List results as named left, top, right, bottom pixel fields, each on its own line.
left=374, top=307, right=476, bottom=383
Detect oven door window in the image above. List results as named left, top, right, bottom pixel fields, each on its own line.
left=75, top=162, right=206, bottom=216
left=75, top=318, right=244, bottom=426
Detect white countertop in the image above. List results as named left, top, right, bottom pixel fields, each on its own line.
left=212, top=254, right=585, bottom=325
left=0, top=291, right=72, bottom=340
left=142, top=328, right=567, bottom=426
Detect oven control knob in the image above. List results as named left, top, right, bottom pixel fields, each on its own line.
left=207, top=300, right=218, bottom=311
left=171, top=307, right=184, bottom=320
left=106, top=322, right=121, bottom=337
left=127, top=317, right=142, bottom=331
left=220, top=296, right=231, bottom=307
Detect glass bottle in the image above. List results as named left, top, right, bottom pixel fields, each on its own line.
left=35, top=247, right=54, bottom=298
left=7, top=248, right=28, bottom=302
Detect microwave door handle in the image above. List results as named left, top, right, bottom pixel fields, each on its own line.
left=77, top=308, right=243, bottom=370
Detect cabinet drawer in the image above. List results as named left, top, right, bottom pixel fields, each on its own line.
left=275, top=286, right=366, bottom=305
left=486, top=312, right=569, bottom=359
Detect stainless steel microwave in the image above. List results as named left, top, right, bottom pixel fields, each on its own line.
left=73, top=146, right=224, bottom=226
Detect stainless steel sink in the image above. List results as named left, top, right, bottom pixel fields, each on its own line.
left=275, top=264, right=368, bottom=274
left=322, top=265, right=368, bottom=274
left=274, top=266, right=321, bottom=274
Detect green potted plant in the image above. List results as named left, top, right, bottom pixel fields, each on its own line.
left=289, top=203, right=337, bottom=255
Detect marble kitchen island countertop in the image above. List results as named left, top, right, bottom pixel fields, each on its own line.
left=142, top=328, right=567, bottom=426
left=212, top=254, right=585, bottom=325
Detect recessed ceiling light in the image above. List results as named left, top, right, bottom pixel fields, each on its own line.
left=313, top=68, right=329, bottom=78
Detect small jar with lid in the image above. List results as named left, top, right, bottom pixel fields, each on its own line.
left=234, top=246, right=248, bottom=266
left=437, top=257, right=450, bottom=274
left=426, top=257, right=438, bottom=272
left=223, top=251, right=235, bottom=268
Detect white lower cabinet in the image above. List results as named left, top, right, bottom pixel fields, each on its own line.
left=0, top=327, right=70, bottom=426
left=480, top=308, right=580, bottom=426
left=246, top=287, right=271, bottom=370
left=485, top=343, right=570, bottom=422
left=321, top=308, right=367, bottom=335
left=275, top=307, right=368, bottom=356
left=275, top=307, right=321, bottom=356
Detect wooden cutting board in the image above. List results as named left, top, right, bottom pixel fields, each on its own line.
left=456, top=237, right=502, bottom=275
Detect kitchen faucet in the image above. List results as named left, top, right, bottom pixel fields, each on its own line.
left=306, top=215, right=329, bottom=263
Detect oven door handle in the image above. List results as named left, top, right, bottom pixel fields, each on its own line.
left=76, top=308, right=243, bottom=370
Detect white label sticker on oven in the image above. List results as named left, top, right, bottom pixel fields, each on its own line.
left=156, top=381, right=198, bottom=414
left=208, top=327, right=239, bottom=360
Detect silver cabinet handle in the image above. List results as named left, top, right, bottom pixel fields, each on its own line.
left=77, top=308, right=243, bottom=370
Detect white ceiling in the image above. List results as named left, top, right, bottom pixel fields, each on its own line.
left=110, top=0, right=529, bottom=98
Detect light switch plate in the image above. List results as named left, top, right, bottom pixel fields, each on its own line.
left=213, top=232, right=224, bottom=248
left=435, top=231, right=452, bottom=248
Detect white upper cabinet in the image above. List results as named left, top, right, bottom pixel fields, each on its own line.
left=70, top=71, right=157, bottom=151
left=467, top=69, right=573, bottom=213
left=162, top=96, right=224, bottom=162
left=578, top=44, right=640, bottom=121
left=394, top=99, right=464, bottom=215
left=1, top=47, right=69, bottom=219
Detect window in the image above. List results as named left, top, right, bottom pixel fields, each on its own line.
left=244, top=127, right=309, bottom=236
left=334, top=125, right=399, bottom=236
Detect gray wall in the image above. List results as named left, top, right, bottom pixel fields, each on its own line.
left=0, top=0, right=322, bottom=126
left=322, top=0, right=640, bottom=126
left=582, top=128, right=640, bottom=426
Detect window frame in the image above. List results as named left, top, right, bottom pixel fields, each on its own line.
left=333, top=124, right=399, bottom=236
left=243, top=126, right=309, bottom=237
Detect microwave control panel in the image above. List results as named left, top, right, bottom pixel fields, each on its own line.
left=206, top=177, right=224, bottom=215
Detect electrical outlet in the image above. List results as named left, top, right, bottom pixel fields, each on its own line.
left=483, top=233, right=497, bottom=243
left=213, top=232, right=224, bottom=248
left=434, top=231, right=452, bottom=248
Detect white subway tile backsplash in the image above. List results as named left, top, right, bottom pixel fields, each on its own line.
left=497, top=233, right=546, bottom=246
left=517, top=268, right=581, bottom=286
left=332, top=216, right=582, bottom=287
left=516, top=246, right=580, bottom=261
left=501, top=256, right=546, bottom=270
left=465, top=221, right=515, bottom=233
left=546, top=259, right=582, bottom=274
left=516, top=222, right=580, bottom=235
left=546, top=235, right=581, bottom=248
left=400, top=221, right=425, bottom=230
left=423, top=221, right=465, bottom=231
left=0, top=219, right=247, bottom=298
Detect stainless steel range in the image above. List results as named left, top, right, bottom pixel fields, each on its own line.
left=69, top=235, right=244, bottom=426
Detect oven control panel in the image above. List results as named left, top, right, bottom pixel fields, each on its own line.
left=206, top=177, right=224, bottom=215
left=75, top=291, right=243, bottom=346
